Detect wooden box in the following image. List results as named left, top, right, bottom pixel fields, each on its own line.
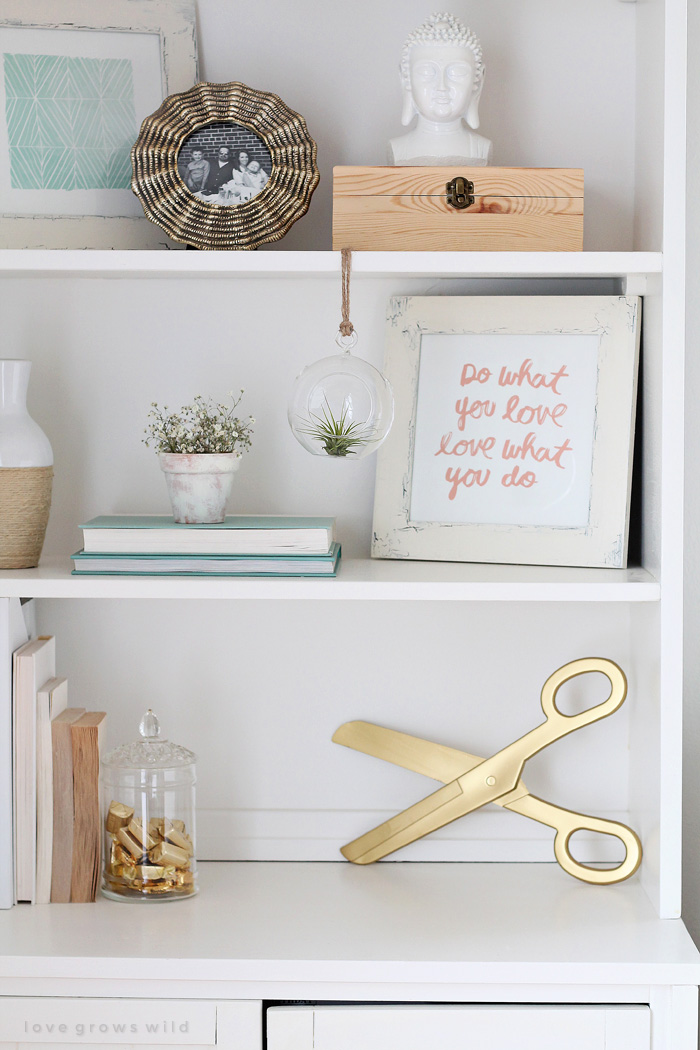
left=332, top=166, right=583, bottom=251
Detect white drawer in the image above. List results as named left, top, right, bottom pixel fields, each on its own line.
left=0, top=1000, right=261, bottom=1050
left=266, top=1004, right=650, bottom=1050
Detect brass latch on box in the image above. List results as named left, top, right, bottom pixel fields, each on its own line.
left=446, top=176, right=475, bottom=210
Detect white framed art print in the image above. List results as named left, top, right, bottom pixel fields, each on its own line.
left=371, top=296, right=641, bottom=568
left=0, top=0, right=197, bottom=248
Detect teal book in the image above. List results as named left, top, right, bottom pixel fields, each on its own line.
left=71, top=544, right=341, bottom=577
left=80, top=515, right=336, bottom=556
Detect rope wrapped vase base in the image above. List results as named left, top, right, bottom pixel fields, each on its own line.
left=0, top=467, right=52, bottom=568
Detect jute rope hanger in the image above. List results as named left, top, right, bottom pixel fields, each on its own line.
left=339, top=248, right=354, bottom=339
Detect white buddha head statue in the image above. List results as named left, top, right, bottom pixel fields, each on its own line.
left=400, top=12, right=485, bottom=130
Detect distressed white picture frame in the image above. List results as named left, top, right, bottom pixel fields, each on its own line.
left=0, top=0, right=197, bottom=248
left=372, top=296, right=641, bottom=569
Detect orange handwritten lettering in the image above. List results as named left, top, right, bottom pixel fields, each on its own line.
left=455, top=396, right=496, bottom=429
left=501, top=432, right=572, bottom=468
left=502, top=466, right=537, bottom=487
left=502, top=395, right=568, bottom=427
left=445, top=467, right=491, bottom=499
left=498, top=359, right=569, bottom=395
left=461, top=363, right=492, bottom=385
left=436, top=432, right=496, bottom=458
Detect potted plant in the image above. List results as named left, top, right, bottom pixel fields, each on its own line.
left=144, top=393, right=254, bottom=524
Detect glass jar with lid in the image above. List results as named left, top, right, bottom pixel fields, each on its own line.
left=101, top=710, right=197, bottom=902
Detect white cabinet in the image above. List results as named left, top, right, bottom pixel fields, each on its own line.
left=266, top=1005, right=651, bottom=1050
left=0, top=1001, right=261, bottom=1050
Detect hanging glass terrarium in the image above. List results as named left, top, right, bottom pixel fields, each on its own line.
left=288, top=250, right=394, bottom=458
left=289, top=331, right=394, bottom=458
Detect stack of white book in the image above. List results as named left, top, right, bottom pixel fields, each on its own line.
left=71, top=515, right=340, bottom=576
left=11, top=620, right=106, bottom=906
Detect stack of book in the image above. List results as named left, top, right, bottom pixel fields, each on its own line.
left=12, top=627, right=105, bottom=905
left=71, top=515, right=340, bottom=577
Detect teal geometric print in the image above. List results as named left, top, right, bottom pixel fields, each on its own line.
left=3, top=53, right=137, bottom=190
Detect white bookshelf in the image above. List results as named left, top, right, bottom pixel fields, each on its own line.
left=0, top=0, right=695, bottom=1046
left=0, top=864, right=698, bottom=994
left=0, top=249, right=663, bottom=281
left=0, top=556, right=660, bottom=601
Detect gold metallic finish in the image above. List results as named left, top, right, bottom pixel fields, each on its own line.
left=131, top=81, right=320, bottom=251
left=127, top=817, right=157, bottom=851
left=333, top=657, right=642, bottom=885
left=445, top=175, right=475, bottom=209
left=116, top=826, right=146, bottom=861
left=105, top=801, right=196, bottom=898
left=105, top=800, right=134, bottom=834
left=149, top=840, right=190, bottom=869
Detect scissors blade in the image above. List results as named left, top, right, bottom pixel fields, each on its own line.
left=333, top=721, right=483, bottom=783
left=341, top=778, right=470, bottom=863
left=340, top=758, right=515, bottom=864
left=335, top=723, right=532, bottom=864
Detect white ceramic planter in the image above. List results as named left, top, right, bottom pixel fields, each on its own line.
left=158, top=453, right=241, bottom=524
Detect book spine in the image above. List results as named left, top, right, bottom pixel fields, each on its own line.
left=35, top=713, right=52, bottom=905
left=70, top=726, right=101, bottom=903
left=50, top=721, right=74, bottom=903
left=14, top=651, right=35, bottom=904
left=0, top=601, right=12, bottom=909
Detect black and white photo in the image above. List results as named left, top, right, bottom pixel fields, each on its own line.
left=177, top=122, right=272, bottom=206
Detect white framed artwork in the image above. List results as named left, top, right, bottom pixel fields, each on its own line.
left=372, top=296, right=641, bottom=568
left=0, top=0, right=197, bottom=248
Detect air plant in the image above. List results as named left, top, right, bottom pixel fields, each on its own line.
left=296, top=397, right=376, bottom=457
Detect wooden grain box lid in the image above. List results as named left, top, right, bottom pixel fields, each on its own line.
left=332, top=166, right=583, bottom=252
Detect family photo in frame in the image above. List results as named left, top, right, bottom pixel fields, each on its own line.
left=176, top=121, right=271, bottom=206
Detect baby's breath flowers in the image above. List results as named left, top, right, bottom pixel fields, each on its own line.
left=144, top=392, right=254, bottom=455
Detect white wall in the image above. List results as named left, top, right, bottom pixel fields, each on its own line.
left=193, top=0, right=638, bottom=251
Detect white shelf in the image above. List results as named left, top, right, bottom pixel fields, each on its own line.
left=0, top=249, right=663, bottom=281
left=0, top=863, right=697, bottom=995
left=0, top=556, right=660, bottom=601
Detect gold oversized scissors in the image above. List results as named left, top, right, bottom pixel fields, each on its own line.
left=333, top=657, right=642, bottom=885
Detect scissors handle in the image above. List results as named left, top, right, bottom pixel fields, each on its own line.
left=507, top=793, right=642, bottom=885
left=487, top=657, right=628, bottom=786
left=540, top=657, right=627, bottom=734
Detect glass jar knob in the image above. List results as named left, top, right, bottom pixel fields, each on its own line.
left=139, top=709, right=161, bottom=739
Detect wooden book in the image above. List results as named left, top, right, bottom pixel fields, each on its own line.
left=35, top=677, right=69, bottom=905
left=49, top=706, right=86, bottom=903
left=70, top=712, right=106, bottom=903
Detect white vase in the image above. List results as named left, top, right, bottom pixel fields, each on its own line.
left=0, top=360, right=53, bottom=568
left=158, top=452, right=241, bottom=524
left=0, top=360, right=52, bottom=467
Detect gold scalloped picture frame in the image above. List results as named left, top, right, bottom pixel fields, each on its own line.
left=131, top=81, right=320, bottom=250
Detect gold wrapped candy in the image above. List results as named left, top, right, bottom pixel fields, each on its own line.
left=116, top=826, right=146, bottom=861
left=104, top=802, right=195, bottom=899
left=134, top=865, right=167, bottom=881
left=162, top=825, right=193, bottom=856
left=127, top=817, right=157, bottom=851
left=105, top=801, right=134, bottom=834
left=149, top=840, right=190, bottom=868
